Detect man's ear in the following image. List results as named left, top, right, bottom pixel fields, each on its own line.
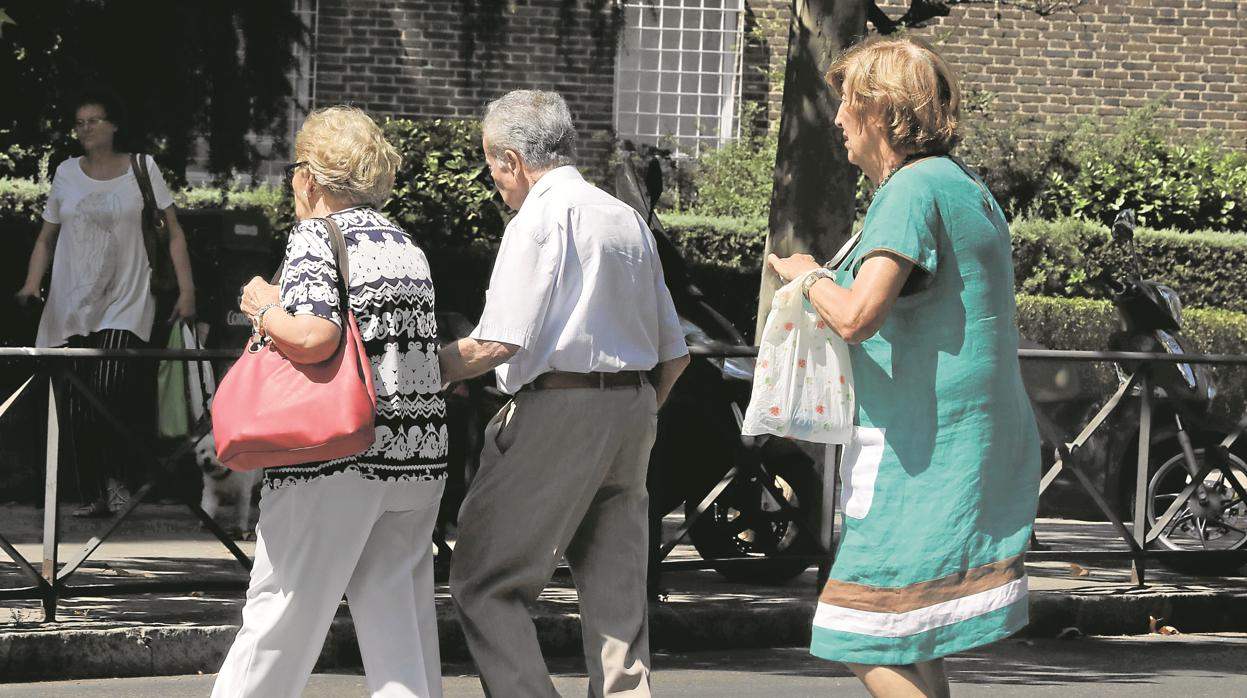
left=501, top=148, right=521, bottom=173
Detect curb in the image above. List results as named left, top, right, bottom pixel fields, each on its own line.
left=2, top=589, right=1245, bottom=683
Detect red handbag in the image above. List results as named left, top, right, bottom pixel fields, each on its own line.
left=212, top=217, right=377, bottom=471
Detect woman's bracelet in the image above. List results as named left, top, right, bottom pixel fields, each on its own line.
left=253, top=303, right=283, bottom=337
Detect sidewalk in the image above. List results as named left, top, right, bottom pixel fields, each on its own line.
left=2, top=505, right=1246, bottom=682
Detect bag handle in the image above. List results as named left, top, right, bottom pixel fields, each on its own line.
left=318, top=216, right=352, bottom=314
left=130, top=154, right=166, bottom=234
left=270, top=215, right=351, bottom=308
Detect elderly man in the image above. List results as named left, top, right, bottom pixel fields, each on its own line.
left=439, top=90, right=689, bottom=697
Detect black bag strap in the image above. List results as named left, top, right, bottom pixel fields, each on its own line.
left=130, top=153, right=166, bottom=232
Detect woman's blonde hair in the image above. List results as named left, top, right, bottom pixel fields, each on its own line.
left=825, top=35, right=961, bottom=154
left=295, top=106, right=401, bottom=206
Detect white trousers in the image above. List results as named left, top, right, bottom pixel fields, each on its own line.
left=212, top=471, right=446, bottom=698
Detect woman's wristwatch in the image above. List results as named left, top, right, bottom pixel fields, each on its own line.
left=801, top=269, right=836, bottom=300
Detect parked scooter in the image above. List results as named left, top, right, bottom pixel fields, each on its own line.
left=1076, top=209, right=1247, bottom=571
left=611, top=159, right=822, bottom=588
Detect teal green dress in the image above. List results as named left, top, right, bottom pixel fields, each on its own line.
left=809, top=156, right=1040, bottom=665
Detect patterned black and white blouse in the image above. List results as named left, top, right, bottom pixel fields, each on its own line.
left=263, top=207, right=448, bottom=489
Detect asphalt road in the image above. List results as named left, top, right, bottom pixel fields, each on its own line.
left=3, top=635, right=1245, bottom=697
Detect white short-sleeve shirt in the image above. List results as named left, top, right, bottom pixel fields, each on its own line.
left=470, top=166, right=688, bottom=395
left=37, top=155, right=174, bottom=348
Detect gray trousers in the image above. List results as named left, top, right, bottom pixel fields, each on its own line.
left=450, top=384, right=657, bottom=698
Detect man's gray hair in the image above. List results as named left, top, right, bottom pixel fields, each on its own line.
left=482, top=90, right=577, bottom=170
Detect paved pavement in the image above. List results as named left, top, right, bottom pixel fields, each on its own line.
left=2, top=504, right=1246, bottom=682
left=3, top=637, right=1247, bottom=697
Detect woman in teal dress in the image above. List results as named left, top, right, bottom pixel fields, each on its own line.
left=769, top=36, right=1040, bottom=698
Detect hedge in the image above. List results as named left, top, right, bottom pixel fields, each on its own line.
left=1015, top=294, right=1247, bottom=421
left=1011, top=219, right=1247, bottom=314
left=664, top=213, right=1247, bottom=314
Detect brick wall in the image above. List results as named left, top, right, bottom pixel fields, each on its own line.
left=313, top=0, right=621, bottom=179
left=754, top=0, right=1247, bottom=147
left=742, top=0, right=792, bottom=132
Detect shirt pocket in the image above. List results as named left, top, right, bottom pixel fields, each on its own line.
left=839, top=426, right=885, bottom=519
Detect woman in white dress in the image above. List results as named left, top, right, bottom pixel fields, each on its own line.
left=15, top=90, right=196, bottom=517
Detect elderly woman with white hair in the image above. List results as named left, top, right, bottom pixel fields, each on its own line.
left=770, top=36, right=1040, bottom=698
left=212, top=106, right=448, bottom=698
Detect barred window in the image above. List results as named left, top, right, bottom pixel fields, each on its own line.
left=614, top=0, right=746, bottom=157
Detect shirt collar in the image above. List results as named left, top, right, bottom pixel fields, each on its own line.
left=525, top=165, right=583, bottom=204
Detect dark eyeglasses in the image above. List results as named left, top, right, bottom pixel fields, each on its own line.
left=284, top=161, right=307, bottom=190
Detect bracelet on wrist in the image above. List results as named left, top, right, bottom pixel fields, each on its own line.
left=254, top=303, right=283, bottom=337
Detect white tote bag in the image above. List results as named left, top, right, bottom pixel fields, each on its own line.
left=741, top=270, right=854, bottom=444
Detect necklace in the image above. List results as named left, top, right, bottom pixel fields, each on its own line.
left=874, top=161, right=905, bottom=191
left=871, top=153, right=941, bottom=196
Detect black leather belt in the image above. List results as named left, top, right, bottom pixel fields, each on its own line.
left=523, top=370, right=649, bottom=391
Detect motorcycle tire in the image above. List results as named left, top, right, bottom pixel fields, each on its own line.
left=685, top=458, right=821, bottom=584
left=1133, top=436, right=1247, bottom=576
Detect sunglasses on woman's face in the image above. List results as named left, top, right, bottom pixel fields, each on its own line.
left=284, top=161, right=307, bottom=191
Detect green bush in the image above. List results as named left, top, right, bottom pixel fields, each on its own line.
left=684, top=125, right=778, bottom=220
left=381, top=118, right=505, bottom=252
left=958, top=117, right=1074, bottom=222
left=0, top=177, right=49, bottom=225
left=1038, top=106, right=1247, bottom=232
left=174, top=184, right=292, bottom=234
left=661, top=212, right=767, bottom=269
left=1012, top=218, right=1247, bottom=313
left=957, top=102, right=1247, bottom=232
left=1016, top=294, right=1247, bottom=419
left=663, top=214, right=1247, bottom=314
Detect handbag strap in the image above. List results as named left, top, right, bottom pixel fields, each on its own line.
left=826, top=231, right=863, bottom=273
left=130, top=153, right=165, bottom=232
left=269, top=216, right=352, bottom=335
left=319, top=216, right=352, bottom=319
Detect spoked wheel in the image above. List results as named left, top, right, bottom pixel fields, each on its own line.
left=686, top=461, right=819, bottom=584
left=1146, top=444, right=1247, bottom=574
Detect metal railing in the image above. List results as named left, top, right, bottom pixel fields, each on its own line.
left=651, top=344, right=1247, bottom=588
left=3, top=345, right=1246, bottom=623
left=0, top=347, right=245, bottom=622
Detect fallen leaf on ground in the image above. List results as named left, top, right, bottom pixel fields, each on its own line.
left=1068, top=563, right=1091, bottom=577
left=1148, top=615, right=1182, bottom=635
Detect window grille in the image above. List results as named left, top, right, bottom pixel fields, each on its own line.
left=289, top=0, right=318, bottom=148
left=614, top=0, right=746, bottom=157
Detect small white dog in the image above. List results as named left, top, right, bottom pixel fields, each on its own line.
left=195, top=432, right=260, bottom=540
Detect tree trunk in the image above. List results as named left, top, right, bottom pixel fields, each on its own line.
left=757, top=0, right=866, bottom=341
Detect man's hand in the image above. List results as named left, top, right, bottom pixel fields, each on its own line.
left=439, top=337, right=520, bottom=387
left=239, top=277, right=281, bottom=318
left=767, top=253, right=821, bottom=283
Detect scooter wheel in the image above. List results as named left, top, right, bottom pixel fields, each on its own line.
left=1138, top=438, right=1247, bottom=576
left=685, top=459, right=820, bottom=584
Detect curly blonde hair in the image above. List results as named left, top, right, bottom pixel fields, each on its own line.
left=295, top=106, right=401, bottom=206
left=825, top=36, right=961, bottom=154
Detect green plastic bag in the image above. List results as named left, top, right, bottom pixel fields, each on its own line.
left=157, top=320, right=190, bottom=438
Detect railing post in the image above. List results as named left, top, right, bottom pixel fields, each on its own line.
left=1131, top=373, right=1152, bottom=587
left=41, top=375, right=60, bottom=622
